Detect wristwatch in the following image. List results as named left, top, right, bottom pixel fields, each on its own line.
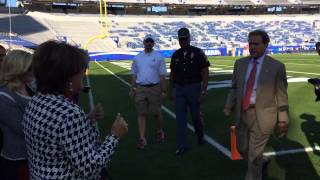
left=201, top=90, right=206, bottom=95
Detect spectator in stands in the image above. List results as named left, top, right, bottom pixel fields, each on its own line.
left=169, top=27, right=210, bottom=155
left=129, top=34, right=167, bottom=149
left=223, top=30, right=289, bottom=180
left=316, top=42, right=320, bottom=56
left=22, top=41, right=128, bottom=179
left=0, top=50, right=33, bottom=180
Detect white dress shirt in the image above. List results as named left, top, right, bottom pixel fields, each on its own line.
left=244, top=54, right=265, bottom=104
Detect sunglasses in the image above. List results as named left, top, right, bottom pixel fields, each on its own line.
left=178, top=37, right=189, bottom=41
left=145, top=38, right=154, bottom=43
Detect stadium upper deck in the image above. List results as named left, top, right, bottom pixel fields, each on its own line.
left=73, top=0, right=319, bottom=5
left=1, top=12, right=318, bottom=52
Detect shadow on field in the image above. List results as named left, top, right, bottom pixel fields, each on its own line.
left=268, top=136, right=319, bottom=180
left=265, top=113, right=320, bottom=180
left=300, top=113, right=320, bottom=156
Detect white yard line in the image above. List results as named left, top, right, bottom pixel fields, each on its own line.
left=285, top=62, right=320, bottom=67
left=85, top=70, right=99, bottom=131
left=264, top=145, right=320, bottom=157
left=286, top=70, right=320, bottom=76
left=213, top=64, right=320, bottom=76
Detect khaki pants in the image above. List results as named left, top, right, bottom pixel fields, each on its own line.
left=237, top=108, right=270, bottom=180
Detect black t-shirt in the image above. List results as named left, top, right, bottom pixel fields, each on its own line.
left=170, top=46, right=210, bottom=85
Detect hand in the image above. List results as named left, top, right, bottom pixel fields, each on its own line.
left=199, top=93, right=206, bottom=103
left=129, top=88, right=136, bottom=98
left=111, top=113, right=128, bottom=139
left=161, top=92, right=167, bottom=99
left=277, top=121, right=288, bottom=138
left=223, top=108, right=231, bottom=116
left=87, top=103, right=104, bottom=123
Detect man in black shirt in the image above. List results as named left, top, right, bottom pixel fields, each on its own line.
left=170, top=27, right=210, bottom=155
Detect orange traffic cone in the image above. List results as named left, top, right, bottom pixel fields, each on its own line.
left=230, top=125, right=242, bottom=160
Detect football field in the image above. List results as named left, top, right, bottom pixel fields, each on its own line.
left=82, top=54, right=320, bottom=180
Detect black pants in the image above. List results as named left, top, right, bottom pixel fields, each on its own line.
left=0, top=156, right=29, bottom=180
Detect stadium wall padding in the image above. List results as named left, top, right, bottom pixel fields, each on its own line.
left=89, top=48, right=228, bottom=61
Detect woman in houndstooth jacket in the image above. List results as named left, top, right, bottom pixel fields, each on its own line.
left=23, top=41, right=128, bottom=180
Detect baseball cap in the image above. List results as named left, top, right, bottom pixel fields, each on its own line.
left=178, top=27, right=190, bottom=39
left=144, top=34, right=155, bottom=42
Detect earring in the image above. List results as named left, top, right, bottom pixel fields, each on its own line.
left=69, top=82, right=73, bottom=92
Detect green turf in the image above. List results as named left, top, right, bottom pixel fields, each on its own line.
left=82, top=54, right=320, bottom=180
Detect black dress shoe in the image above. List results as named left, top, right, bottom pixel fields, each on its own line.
left=262, top=157, right=271, bottom=180
left=198, top=136, right=205, bottom=145
left=198, top=133, right=204, bottom=145
left=175, top=148, right=188, bottom=155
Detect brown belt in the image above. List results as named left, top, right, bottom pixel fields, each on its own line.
left=248, top=104, right=255, bottom=109
left=138, top=83, right=159, bottom=87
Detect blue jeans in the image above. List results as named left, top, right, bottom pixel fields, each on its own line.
left=175, top=83, right=203, bottom=149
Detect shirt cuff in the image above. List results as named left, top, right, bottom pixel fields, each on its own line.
left=109, top=134, right=120, bottom=144
left=278, top=105, right=289, bottom=112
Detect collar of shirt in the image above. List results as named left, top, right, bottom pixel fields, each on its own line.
left=143, top=49, right=154, bottom=56
left=251, top=53, right=265, bottom=65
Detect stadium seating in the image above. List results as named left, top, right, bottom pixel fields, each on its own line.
left=3, top=12, right=319, bottom=52
left=224, top=0, right=254, bottom=5
left=262, top=0, right=291, bottom=4
left=105, top=16, right=320, bottom=50
left=300, top=0, right=320, bottom=4
left=80, top=0, right=320, bottom=5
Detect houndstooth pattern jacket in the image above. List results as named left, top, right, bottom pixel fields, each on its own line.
left=23, top=93, right=118, bottom=180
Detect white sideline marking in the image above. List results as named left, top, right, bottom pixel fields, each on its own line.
left=85, top=75, right=95, bottom=110
left=96, top=61, right=320, bottom=158
left=286, top=70, right=320, bottom=76
left=95, top=61, right=232, bottom=158
left=264, top=145, right=320, bottom=157
left=85, top=71, right=99, bottom=131
left=285, top=62, right=320, bottom=67
left=213, top=64, right=320, bottom=76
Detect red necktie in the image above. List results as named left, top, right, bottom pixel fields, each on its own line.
left=242, top=59, right=257, bottom=111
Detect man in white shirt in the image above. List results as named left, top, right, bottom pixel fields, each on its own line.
left=130, top=34, right=167, bottom=149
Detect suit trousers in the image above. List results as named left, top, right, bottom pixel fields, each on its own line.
left=175, top=83, right=203, bottom=149
left=237, top=107, right=270, bottom=180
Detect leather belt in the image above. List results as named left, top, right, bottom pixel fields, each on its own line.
left=138, top=83, right=159, bottom=87
left=248, top=104, right=255, bottom=109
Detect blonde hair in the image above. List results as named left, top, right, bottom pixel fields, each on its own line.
left=0, top=50, right=33, bottom=91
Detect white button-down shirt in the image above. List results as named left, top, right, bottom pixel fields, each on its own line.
left=244, top=54, right=265, bottom=104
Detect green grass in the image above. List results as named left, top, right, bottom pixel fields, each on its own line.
left=82, top=54, right=320, bottom=180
